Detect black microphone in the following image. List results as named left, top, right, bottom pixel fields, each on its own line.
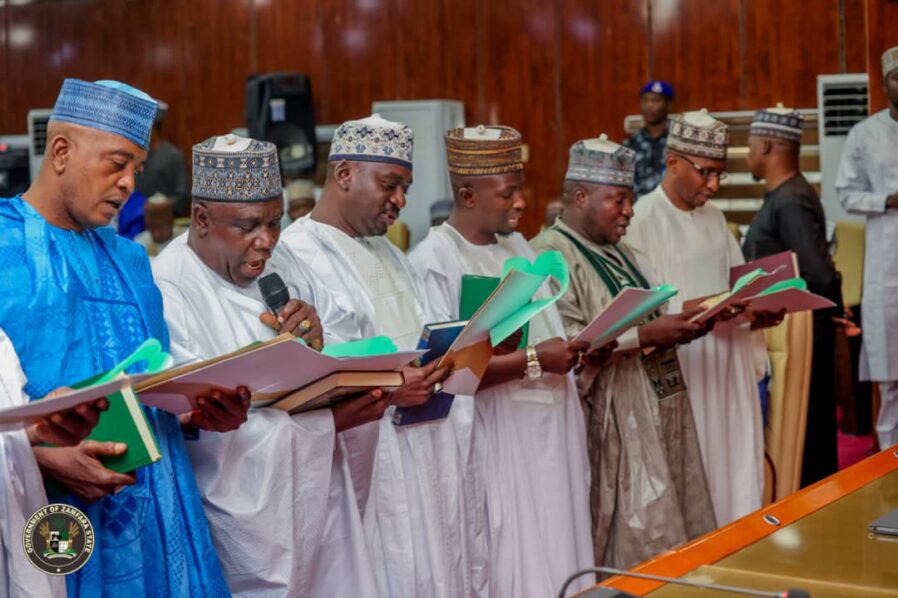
left=558, top=566, right=811, bottom=598
left=258, top=272, right=290, bottom=315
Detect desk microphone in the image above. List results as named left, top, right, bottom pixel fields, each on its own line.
left=558, top=566, right=811, bottom=598
left=258, top=273, right=290, bottom=315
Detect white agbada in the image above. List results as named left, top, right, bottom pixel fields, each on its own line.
left=837, top=109, right=898, bottom=382
left=0, top=331, right=65, bottom=598
left=627, top=187, right=766, bottom=525
left=836, top=109, right=898, bottom=447
left=408, top=223, right=594, bottom=598
left=280, top=216, right=477, bottom=598
left=152, top=233, right=377, bottom=597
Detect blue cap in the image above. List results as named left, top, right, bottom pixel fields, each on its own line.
left=49, top=79, right=158, bottom=149
left=639, top=80, right=674, bottom=100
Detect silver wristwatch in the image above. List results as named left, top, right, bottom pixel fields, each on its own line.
left=525, top=345, right=543, bottom=380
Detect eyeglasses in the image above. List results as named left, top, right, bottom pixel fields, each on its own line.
left=675, top=153, right=728, bottom=182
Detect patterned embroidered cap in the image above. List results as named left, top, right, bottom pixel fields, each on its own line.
left=328, top=113, right=414, bottom=171
left=667, top=109, right=729, bottom=160
left=883, top=46, right=898, bottom=78
left=639, top=80, right=674, bottom=100
left=192, top=134, right=282, bottom=202
left=565, top=134, right=635, bottom=188
left=49, top=79, right=158, bottom=149
left=445, top=125, right=523, bottom=177
left=750, top=103, right=803, bottom=143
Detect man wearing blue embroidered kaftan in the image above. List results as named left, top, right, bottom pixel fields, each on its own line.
left=0, top=79, right=248, bottom=597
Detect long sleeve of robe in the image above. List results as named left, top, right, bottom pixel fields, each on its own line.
left=0, top=331, right=65, bottom=598
left=280, top=216, right=475, bottom=598
left=626, top=187, right=766, bottom=525
left=836, top=110, right=896, bottom=216
left=408, top=223, right=594, bottom=598
left=152, top=233, right=377, bottom=597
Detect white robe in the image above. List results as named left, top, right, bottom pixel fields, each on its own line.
left=627, top=187, right=766, bottom=525
left=280, top=216, right=475, bottom=598
left=408, top=223, right=594, bottom=598
left=0, top=331, right=65, bottom=598
left=152, top=233, right=377, bottom=597
left=836, top=109, right=898, bottom=383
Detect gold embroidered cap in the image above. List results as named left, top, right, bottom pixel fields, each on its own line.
left=445, top=125, right=523, bottom=176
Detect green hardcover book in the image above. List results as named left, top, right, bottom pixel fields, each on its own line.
left=459, top=275, right=529, bottom=349
left=87, top=386, right=162, bottom=473
left=44, top=385, right=162, bottom=499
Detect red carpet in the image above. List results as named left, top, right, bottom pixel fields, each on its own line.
left=837, top=428, right=875, bottom=469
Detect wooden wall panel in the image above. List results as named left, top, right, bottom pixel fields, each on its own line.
left=866, top=0, right=898, bottom=113
left=0, top=3, right=9, bottom=134
left=744, top=0, right=841, bottom=109
left=558, top=0, right=650, bottom=147
left=180, top=0, right=252, bottom=146
left=479, top=0, right=562, bottom=234
left=0, top=0, right=886, bottom=237
left=319, top=0, right=399, bottom=122
left=393, top=0, right=476, bottom=104
left=843, top=0, right=868, bottom=73
left=117, top=0, right=189, bottom=150
left=253, top=0, right=326, bottom=120
left=651, top=0, right=742, bottom=112
left=3, top=0, right=126, bottom=134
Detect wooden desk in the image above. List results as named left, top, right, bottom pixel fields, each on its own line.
left=594, top=448, right=898, bottom=597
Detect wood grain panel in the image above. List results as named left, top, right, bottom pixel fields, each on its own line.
left=117, top=0, right=190, bottom=149
left=744, top=0, right=841, bottom=109
left=866, top=0, right=898, bottom=113
left=558, top=0, right=649, bottom=148
left=479, top=0, right=562, bottom=237
left=393, top=0, right=479, bottom=113
left=651, top=0, right=742, bottom=112
left=843, top=0, right=868, bottom=73
left=180, top=0, right=252, bottom=145
left=0, top=3, right=9, bottom=134
left=319, top=0, right=399, bottom=122
left=4, top=0, right=127, bottom=134
left=0, top=0, right=881, bottom=235
left=253, top=0, right=326, bottom=120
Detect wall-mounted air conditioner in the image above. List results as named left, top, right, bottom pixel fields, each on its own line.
left=371, top=100, right=465, bottom=249
left=27, top=109, right=52, bottom=181
left=817, top=74, right=869, bottom=223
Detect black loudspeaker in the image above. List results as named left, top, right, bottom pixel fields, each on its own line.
left=245, top=72, right=317, bottom=176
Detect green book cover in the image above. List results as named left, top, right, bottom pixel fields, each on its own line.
left=48, top=385, right=162, bottom=474
left=460, top=275, right=529, bottom=349
left=88, top=386, right=162, bottom=473
left=44, top=386, right=162, bottom=499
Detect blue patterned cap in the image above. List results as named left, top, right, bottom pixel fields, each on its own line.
left=750, top=103, right=803, bottom=143
left=328, top=114, right=414, bottom=171
left=565, top=134, right=635, bottom=188
left=49, top=79, right=158, bottom=149
left=640, top=80, right=674, bottom=100
left=192, top=135, right=282, bottom=202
